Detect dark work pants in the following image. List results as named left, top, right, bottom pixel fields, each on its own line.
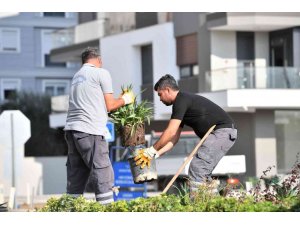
left=188, top=128, right=237, bottom=188
left=65, top=130, right=114, bottom=205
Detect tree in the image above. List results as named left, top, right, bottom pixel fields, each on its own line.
left=0, top=92, right=67, bottom=156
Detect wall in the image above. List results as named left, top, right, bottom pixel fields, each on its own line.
left=198, top=13, right=211, bottom=92
left=254, top=110, right=277, bottom=177
left=101, top=23, right=179, bottom=120
left=255, top=32, right=269, bottom=88
left=229, top=112, right=256, bottom=181
left=210, top=30, right=237, bottom=90
left=293, top=28, right=300, bottom=67
left=0, top=27, right=35, bottom=69
left=0, top=154, right=67, bottom=197
left=173, top=12, right=200, bottom=37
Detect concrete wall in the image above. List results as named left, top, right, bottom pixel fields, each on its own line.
left=101, top=23, right=179, bottom=120
left=255, top=32, right=269, bottom=88
left=210, top=31, right=237, bottom=90
left=254, top=110, right=277, bottom=177
left=198, top=13, right=211, bottom=92
left=293, top=28, right=300, bottom=67
left=275, top=110, right=300, bottom=173
left=173, top=12, right=200, bottom=37
left=211, top=31, right=237, bottom=70
left=229, top=112, right=256, bottom=180
left=0, top=154, right=67, bottom=197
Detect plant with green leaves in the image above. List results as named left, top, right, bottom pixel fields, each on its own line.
left=109, top=85, right=153, bottom=145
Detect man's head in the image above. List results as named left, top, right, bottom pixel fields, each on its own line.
left=81, top=47, right=102, bottom=67
left=154, top=74, right=179, bottom=106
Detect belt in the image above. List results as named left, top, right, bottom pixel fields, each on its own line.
left=215, top=123, right=235, bottom=130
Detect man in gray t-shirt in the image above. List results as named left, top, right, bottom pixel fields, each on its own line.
left=64, top=47, right=134, bottom=205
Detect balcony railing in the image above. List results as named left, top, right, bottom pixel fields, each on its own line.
left=205, top=67, right=300, bottom=91
left=51, top=28, right=75, bottom=48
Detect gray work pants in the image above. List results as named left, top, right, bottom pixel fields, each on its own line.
left=65, top=130, right=114, bottom=205
left=188, top=128, right=237, bottom=186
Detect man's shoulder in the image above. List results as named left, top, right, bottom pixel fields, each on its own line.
left=84, top=67, right=111, bottom=78
left=179, top=91, right=197, bottom=99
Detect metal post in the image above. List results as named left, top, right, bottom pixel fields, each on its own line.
left=10, top=113, right=15, bottom=188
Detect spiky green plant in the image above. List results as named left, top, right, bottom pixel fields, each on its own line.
left=109, top=85, right=153, bottom=136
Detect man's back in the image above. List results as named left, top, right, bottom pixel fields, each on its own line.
left=64, top=63, right=113, bottom=135
left=172, top=91, right=234, bottom=138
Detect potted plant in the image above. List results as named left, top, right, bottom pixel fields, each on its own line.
left=109, top=85, right=157, bottom=183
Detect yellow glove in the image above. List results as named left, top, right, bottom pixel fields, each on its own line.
left=121, top=90, right=135, bottom=105
left=134, top=146, right=159, bottom=169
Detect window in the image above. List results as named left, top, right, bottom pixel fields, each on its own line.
left=141, top=44, right=153, bottom=85
left=78, top=12, right=97, bottom=24
left=41, top=30, right=66, bottom=68
left=179, top=64, right=199, bottom=78
left=0, top=79, right=21, bottom=101
left=42, top=80, right=70, bottom=96
left=43, top=12, right=65, bottom=17
left=45, top=54, right=66, bottom=67
left=275, top=110, right=300, bottom=173
left=0, top=28, right=20, bottom=53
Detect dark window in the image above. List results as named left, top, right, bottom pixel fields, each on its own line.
left=270, top=28, right=293, bottom=67
left=135, top=13, right=158, bottom=29
left=45, top=54, right=66, bottom=67
left=78, top=12, right=97, bottom=24
left=141, top=44, right=153, bottom=102
left=179, top=64, right=198, bottom=78
left=237, top=32, right=254, bottom=61
left=43, top=12, right=65, bottom=17
left=4, top=89, right=17, bottom=100
left=141, top=45, right=153, bottom=85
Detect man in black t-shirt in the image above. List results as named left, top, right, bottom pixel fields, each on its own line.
left=134, top=74, right=237, bottom=194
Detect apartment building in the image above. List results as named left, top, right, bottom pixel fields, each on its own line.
left=49, top=12, right=300, bottom=181
left=0, top=12, right=78, bottom=102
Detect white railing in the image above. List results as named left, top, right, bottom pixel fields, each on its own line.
left=51, top=28, right=75, bottom=48
left=206, top=67, right=300, bottom=91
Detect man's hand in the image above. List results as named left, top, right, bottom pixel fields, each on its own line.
left=121, top=90, right=135, bottom=105
left=134, top=146, right=159, bottom=169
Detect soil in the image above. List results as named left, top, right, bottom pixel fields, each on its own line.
left=120, top=123, right=145, bottom=147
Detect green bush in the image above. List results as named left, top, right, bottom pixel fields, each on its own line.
left=39, top=193, right=300, bottom=212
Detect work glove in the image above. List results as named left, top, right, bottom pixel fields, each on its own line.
left=134, top=146, right=159, bottom=169
left=121, top=90, right=135, bottom=105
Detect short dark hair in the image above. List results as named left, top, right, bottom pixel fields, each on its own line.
left=81, top=47, right=100, bottom=64
left=154, top=74, right=179, bottom=91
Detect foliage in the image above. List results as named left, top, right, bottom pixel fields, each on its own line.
left=0, top=91, right=67, bottom=156
left=251, top=156, right=300, bottom=203
left=39, top=157, right=300, bottom=212
left=40, top=191, right=300, bottom=212
left=109, top=85, right=153, bottom=136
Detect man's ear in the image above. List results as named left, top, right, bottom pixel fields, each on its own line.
left=166, top=87, right=170, bottom=93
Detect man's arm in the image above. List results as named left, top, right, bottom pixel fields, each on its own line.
left=153, top=119, right=182, bottom=151
left=104, top=93, right=125, bottom=112
left=156, top=126, right=182, bottom=156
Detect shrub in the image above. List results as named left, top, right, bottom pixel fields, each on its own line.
left=39, top=192, right=300, bottom=212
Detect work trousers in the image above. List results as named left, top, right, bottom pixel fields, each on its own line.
left=65, top=130, right=114, bottom=205
left=188, top=128, right=237, bottom=191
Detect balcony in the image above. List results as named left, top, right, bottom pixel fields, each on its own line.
left=206, top=12, right=300, bottom=31
left=51, top=28, right=75, bottom=49
left=206, top=66, right=300, bottom=91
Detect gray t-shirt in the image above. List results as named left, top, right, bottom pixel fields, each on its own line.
left=64, top=63, right=113, bottom=135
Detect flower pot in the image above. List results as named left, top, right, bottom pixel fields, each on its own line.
left=127, top=145, right=157, bottom=184
left=120, top=123, right=146, bottom=147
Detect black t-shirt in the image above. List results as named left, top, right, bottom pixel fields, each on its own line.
left=171, top=91, right=234, bottom=138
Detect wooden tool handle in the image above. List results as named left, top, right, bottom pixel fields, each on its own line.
left=162, top=125, right=216, bottom=194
